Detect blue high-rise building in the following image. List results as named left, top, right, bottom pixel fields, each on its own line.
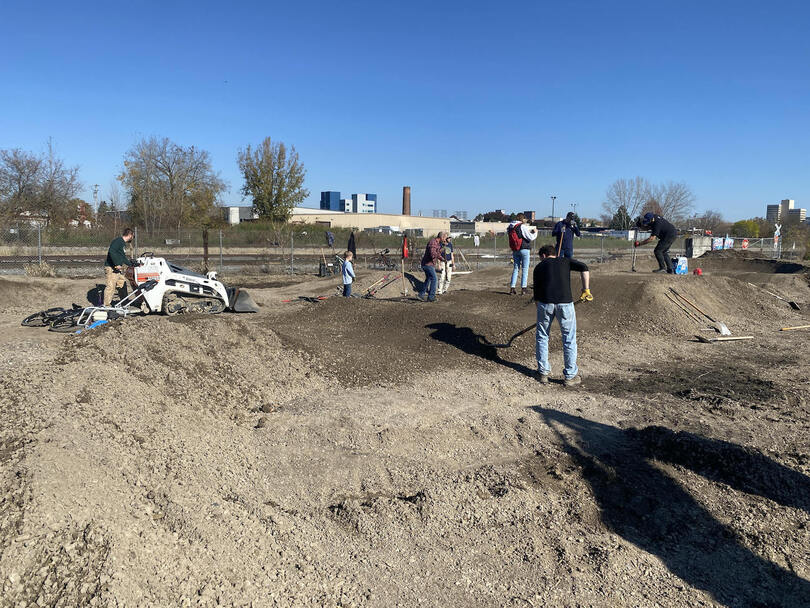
left=320, top=191, right=342, bottom=211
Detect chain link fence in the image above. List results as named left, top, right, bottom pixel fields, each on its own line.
left=1, top=221, right=799, bottom=276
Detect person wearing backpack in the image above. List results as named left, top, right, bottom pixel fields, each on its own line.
left=507, top=213, right=537, bottom=295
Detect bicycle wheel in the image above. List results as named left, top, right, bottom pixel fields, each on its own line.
left=48, top=309, right=83, bottom=333
left=22, top=307, right=65, bottom=327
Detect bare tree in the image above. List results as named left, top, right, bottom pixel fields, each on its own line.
left=648, top=181, right=695, bottom=223
left=691, top=209, right=726, bottom=233
left=0, top=143, right=81, bottom=226
left=119, top=136, right=226, bottom=234
left=238, top=137, right=309, bottom=221
left=602, top=177, right=651, bottom=230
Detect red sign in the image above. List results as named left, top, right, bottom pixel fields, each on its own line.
left=741, top=239, right=749, bottom=250
left=402, top=235, right=409, bottom=259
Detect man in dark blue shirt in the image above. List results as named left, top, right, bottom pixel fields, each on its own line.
left=634, top=213, right=677, bottom=273
left=552, top=212, right=581, bottom=259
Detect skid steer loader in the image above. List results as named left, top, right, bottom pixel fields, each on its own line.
left=126, top=253, right=259, bottom=314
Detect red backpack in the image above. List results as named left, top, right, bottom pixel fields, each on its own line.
left=507, top=222, right=523, bottom=251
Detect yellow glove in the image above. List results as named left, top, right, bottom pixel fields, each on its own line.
left=579, top=289, right=593, bottom=302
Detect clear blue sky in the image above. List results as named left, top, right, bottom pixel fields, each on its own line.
left=2, top=0, right=808, bottom=221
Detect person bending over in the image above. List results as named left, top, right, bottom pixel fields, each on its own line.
left=635, top=212, right=677, bottom=274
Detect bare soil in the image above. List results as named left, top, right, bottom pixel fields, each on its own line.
left=1, top=251, right=809, bottom=607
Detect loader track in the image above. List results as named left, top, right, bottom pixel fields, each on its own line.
left=163, top=293, right=226, bottom=315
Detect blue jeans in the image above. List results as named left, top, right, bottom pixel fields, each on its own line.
left=343, top=283, right=352, bottom=297
left=420, top=265, right=437, bottom=299
left=510, top=249, right=531, bottom=288
left=560, top=246, right=574, bottom=259
left=536, top=302, right=578, bottom=379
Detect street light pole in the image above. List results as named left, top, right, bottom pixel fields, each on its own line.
left=550, top=196, right=556, bottom=223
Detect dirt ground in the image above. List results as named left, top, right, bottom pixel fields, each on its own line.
left=1, top=250, right=809, bottom=607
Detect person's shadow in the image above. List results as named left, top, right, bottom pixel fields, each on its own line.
left=535, top=407, right=810, bottom=607
left=426, top=322, right=536, bottom=378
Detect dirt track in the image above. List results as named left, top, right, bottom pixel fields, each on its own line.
left=1, top=251, right=809, bottom=607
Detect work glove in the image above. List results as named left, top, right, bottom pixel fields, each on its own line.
left=579, top=289, right=593, bottom=302
left=633, top=241, right=640, bottom=248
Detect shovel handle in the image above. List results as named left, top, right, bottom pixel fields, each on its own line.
left=780, top=324, right=810, bottom=331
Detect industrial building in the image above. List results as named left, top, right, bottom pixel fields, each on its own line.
left=319, top=191, right=376, bottom=213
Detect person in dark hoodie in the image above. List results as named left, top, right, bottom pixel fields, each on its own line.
left=634, top=212, right=677, bottom=273
left=103, top=228, right=134, bottom=306
left=552, top=212, right=581, bottom=259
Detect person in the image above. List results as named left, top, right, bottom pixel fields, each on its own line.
left=552, top=212, right=581, bottom=259
left=103, top=227, right=135, bottom=306
left=634, top=212, right=677, bottom=273
left=507, top=213, right=538, bottom=295
left=438, top=236, right=454, bottom=295
left=342, top=250, right=355, bottom=297
left=532, top=244, right=592, bottom=387
left=419, top=231, right=447, bottom=302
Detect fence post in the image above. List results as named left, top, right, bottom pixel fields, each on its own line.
left=133, top=227, right=139, bottom=258
left=37, top=225, right=42, bottom=265
left=600, top=235, right=604, bottom=263
left=493, top=234, right=496, bottom=257
left=219, top=229, right=223, bottom=274
left=290, top=232, right=294, bottom=275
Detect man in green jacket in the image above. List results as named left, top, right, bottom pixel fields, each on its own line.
left=103, top=228, right=134, bottom=306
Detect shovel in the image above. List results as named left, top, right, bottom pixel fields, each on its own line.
left=669, top=288, right=731, bottom=336
left=746, top=282, right=800, bottom=311
left=695, top=335, right=754, bottom=343
left=631, top=228, right=638, bottom=272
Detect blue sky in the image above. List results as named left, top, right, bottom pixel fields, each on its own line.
left=2, top=0, right=808, bottom=220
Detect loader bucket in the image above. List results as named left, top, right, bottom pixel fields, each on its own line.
left=228, top=288, right=259, bottom=313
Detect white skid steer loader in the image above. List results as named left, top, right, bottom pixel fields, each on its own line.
left=126, top=253, right=259, bottom=314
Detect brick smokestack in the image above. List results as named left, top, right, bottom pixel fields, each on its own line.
left=402, top=186, right=411, bottom=216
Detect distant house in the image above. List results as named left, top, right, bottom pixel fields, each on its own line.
left=222, top=205, right=259, bottom=225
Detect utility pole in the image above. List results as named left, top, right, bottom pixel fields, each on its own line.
left=550, top=196, right=556, bottom=223
left=92, top=184, right=99, bottom=211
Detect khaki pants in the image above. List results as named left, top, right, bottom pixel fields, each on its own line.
left=103, top=266, right=127, bottom=306
left=438, top=260, right=453, bottom=294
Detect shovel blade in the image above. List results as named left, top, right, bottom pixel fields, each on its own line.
left=716, top=322, right=731, bottom=336
left=228, top=288, right=259, bottom=313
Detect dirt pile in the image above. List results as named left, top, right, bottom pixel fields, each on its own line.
left=1, top=256, right=809, bottom=607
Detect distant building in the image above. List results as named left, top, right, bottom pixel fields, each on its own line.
left=320, top=191, right=376, bottom=213
left=767, top=199, right=807, bottom=224
left=452, top=210, right=469, bottom=220
left=432, top=209, right=448, bottom=218
left=222, top=205, right=258, bottom=225
left=320, top=191, right=342, bottom=211
left=352, top=193, right=376, bottom=213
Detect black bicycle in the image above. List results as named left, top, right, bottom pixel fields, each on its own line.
left=21, top=307, right=69, bottom=327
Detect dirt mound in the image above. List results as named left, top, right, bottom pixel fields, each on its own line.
left=695, top=252, right=809, bottom=275
left=2, top=264, right=809, bottom=607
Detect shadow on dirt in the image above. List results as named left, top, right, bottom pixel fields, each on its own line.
left=426, top=322, right=535, bottom=378
left=631, top=426, right=810, bottom=513
left=535, top=407, right=810, bottom=608
left=590, top=365, right=779, bottom=405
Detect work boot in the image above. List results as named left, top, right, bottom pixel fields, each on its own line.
left=417, top=293, right=427, bottom=302
left=564, top=375, right=582, bottom=387
left=427, top=296, right=437, bottom=302
left=534, top=371, right=549, bottom=384
left=509, top=287, right=516, bottom=295
left=520, top=287, right=526, bottom=296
